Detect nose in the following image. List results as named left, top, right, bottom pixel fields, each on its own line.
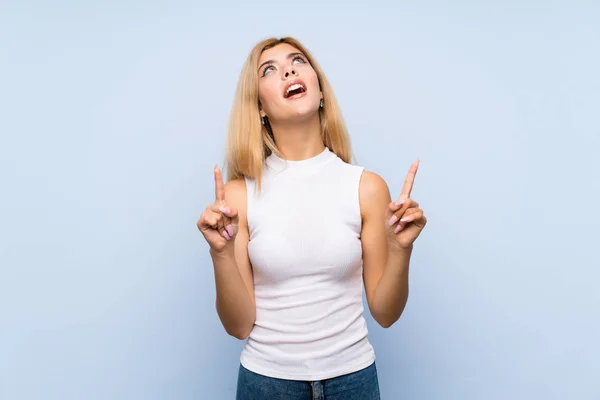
left=283, top=67, right=297, bottom=79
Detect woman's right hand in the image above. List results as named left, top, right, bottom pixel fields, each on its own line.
left=197, top=165, right=239, bottom=253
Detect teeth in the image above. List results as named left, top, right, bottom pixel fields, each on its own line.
left=286, top=83, right=304, bottom=94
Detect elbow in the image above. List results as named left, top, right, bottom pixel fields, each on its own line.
left=370, top=306, right=398, bottom=328
left=372, top=306, right=404, bottom=329
left=229, top=330, right=249, bottom=340
left=371, top=292, right=409, bottom=329
left=226, top=321, right=255, bottom=340
left=371, top=302, right=408, bottom=328
left=216, top=302, right=256, bottom=340
left=375, top=315, right=399, bottom=329
left=379, top=319, right=395, bottom=329
left=230, top=328, right=251, bottom=340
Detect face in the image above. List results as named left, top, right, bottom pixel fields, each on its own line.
left=257, top=43, right=322, bottom=123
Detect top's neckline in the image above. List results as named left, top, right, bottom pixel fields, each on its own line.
left=266, top=147, right=335, bottom=173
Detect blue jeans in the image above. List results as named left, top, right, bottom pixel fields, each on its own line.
left=236, top=362, right=380, bottom=400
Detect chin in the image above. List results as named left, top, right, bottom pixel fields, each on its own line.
left=289, top=102, right=319, bottom=120
left=270, top=99, right=320, bottom=124
left=288, top=110, right=319, bottom=123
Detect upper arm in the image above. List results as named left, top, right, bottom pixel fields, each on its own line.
left=359, top=170, right=392, bottom=313
left=224, top=178, right=255, bottom=306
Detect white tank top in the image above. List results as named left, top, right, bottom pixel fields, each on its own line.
left=240, top=147, right=376, bottom=381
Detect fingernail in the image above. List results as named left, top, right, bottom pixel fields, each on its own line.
left=400, top=217, right=410, bottom=223
left=394, top=224, right=403, bottom=234
left=226, top=224, right=234, bottom=237
left=388, top=215, right=398, bottom=226
left=219, top=206, right=230, bottom=214
left=395, top=199, right=405, bottom=206
left=222, top=230, right=230, bottom=240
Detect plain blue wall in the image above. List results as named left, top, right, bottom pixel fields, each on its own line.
left=1, top=1, right=599, bottom=399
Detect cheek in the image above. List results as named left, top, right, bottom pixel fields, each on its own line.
left=305, top=71, right=321, bottom=93
left=258, top=85, right=280, bottom=110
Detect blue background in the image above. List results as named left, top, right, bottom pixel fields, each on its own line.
left=1, top=1, right=599, bottom=399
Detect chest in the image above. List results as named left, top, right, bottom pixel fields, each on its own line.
left=247, top=178, right=363, bottom=285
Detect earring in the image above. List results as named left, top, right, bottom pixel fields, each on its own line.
left=320, top=99, right=324, bottom=108
left=261, top=116, right=266, bottom=125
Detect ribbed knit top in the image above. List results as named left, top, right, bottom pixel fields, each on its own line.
left=239, top=147, right=375, bottom=381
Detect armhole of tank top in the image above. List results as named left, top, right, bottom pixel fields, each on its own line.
left=354, top=165, right=366, bottom=231
left=244, top=176, right=254, bottom=234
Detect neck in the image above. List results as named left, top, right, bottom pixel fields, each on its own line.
left=269, top=114, right=325, bottom=161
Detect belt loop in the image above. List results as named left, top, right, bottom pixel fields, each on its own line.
left=310, top=380, right=324, bottom=400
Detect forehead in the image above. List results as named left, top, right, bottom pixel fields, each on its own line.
left=258, top=43, right=302, bottom=64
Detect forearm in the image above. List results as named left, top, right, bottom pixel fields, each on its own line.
left=210, top=248, right=255, bottom=339
left=371, top=245, right=413, bottom=328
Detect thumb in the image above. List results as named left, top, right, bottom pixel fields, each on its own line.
left=220, top=206, right=239, bottom=228
left=221, top=206, right=238, bottom=219
left=216, top=205, right=238, bottom=219
left=223, top=207, right=239, bottom=238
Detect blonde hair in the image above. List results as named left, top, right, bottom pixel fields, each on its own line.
left=225, top=37, right=353, bottom=191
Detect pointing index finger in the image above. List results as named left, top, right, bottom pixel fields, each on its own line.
left=214, top=164, right=225, bottom=202
left=400, top=159, right=420, bottom=199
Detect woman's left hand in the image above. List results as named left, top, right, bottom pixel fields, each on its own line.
left=386, top=160, right=427, bottom=250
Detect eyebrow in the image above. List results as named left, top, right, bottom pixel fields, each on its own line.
left=258, top=52, right=306, bottom=72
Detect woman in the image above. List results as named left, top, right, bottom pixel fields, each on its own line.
left=197, top=37, right=427, bottom=400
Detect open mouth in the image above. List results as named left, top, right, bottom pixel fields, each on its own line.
left=284, top=80, right=307, bottom=99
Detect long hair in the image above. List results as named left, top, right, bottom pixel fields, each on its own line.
left=225, top=37, right=353, bottom=191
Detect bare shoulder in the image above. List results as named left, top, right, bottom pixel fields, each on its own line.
left=359, top=170, right=390, bottom=198
left=224, top=178, right=247, bottom=215
left=359, top=170, right=392, bottom=218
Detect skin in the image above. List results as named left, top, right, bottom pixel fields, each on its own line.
left=197, top=168, right=254, bottom=339
left=197, top=43, right=427, bottom=338
left=257, top=43, right=325, bottom=161
left=359, top=160, right=427, bottom=327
